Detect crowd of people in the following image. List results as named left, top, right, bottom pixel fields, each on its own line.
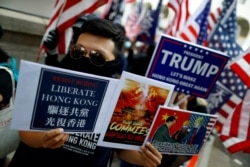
left=0, top=13, right=210, bottom=167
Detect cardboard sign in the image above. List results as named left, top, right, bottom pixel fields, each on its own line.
left=11, top=60, right=118, bottom=133
left=146, top=35, right=229, bottom=98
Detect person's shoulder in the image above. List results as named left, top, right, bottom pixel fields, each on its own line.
left=0, top=67, right=11, bottom=76
left=0, top=64, right=14, bottom=80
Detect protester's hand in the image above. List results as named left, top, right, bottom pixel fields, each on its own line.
left=139, top=142, right=162, bottom=167
left=43, top=29, right=59, bottom=51
left=41, top=128, right=69, bottom=149
left=117, top=142, right=162, bottom=167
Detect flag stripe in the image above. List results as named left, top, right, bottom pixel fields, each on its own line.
left=40, top=0, right=107, bottom=57
left=204, top=117, right=218, bottom=141
left=216, top=94, right=241, bottom=133
left=220, top=135, right=250, bottom=153
left=176, top=0, right=211, bottom=44
left=238, top=99, right=250, bottom=139
left=58, top=0, right=107, bottom=32
left=230, top=103, right=241, bottom=138
left=166, top=0, right=189, bottom=36
left=175, top=0, right=189, bottom=34
left=179, top=24, right=199, bottom=42
left=188, top=25, right=198, bottom=39
left=231, top=53, right=250, bottom=88
left=208, top=0, right=249, bottom=154
left=207, top=7, right=221, bottom=35
left=46, top=0, right=65, bottom=29
left=222, top=90, right=250, bottom=140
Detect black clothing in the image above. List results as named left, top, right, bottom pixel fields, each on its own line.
left=9, top=142, right=112, bottom=167
left=0, top=68, right=12, bottom=109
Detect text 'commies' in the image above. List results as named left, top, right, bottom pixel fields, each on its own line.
left=161, top=50, right=219, bottom=78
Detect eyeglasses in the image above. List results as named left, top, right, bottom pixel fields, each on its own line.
left=70, top=45, right=107, bottom=67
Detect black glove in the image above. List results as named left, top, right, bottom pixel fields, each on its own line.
left=43, top=29, right=59, bottom=51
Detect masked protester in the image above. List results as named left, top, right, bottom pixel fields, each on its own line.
left=9, top=17, right=162, bottom=167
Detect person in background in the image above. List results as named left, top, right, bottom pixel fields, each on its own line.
left=114, top=23, right=129, bottom=74
left=0, top=26, right=13, bottom=109
left=0, top=48, right=13, bottom=167
left=127, top=43, right=155, bottom=76
left=8, top=17, right=162, bottom=167
left=0, top=24, right=10, bottom=167
left=0, top=24, right=19, bottom=167
left=0, top=25, right=18, bottom=167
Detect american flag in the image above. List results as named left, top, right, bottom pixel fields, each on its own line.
left=124, top=0, right=144, bottom=41
left=189, top=114, right=217, bottom=144
left=218, top=67, right=247, bottom=98
left=39, top=0, right=108, bottom=57
left=209, top=67, right=249, bottom=154
left=136, top=0, right=162, bottom=45
left=102, top=0, right=125, bottom=24
left=206, top=64, right=249, bottom=154
left=210, top=91, right=242, bottom=133
left=230, top=47, right=250, bottom=88
left=219, top=90, right=250, bottom=154
left=207, top=0, right=246, bottom=115
left=221, top=89, right=250, bottom=140
left=222, top=48, right=250, bottom=141
left=219, top=135, right=250, bottom=153
left=165, top=0, right=189, bottom=37
left=208, top=0, right=242, bottom=60
left=205, top=116, right=218, bottom=141
left=206, top=0, right=250, bottom=154
left=203, top=6, right=222, bottom=46
left=222, top=47, right=250, bottom=148
left=206, top=59, right=247, bottom=117
left=207, top=7, right=222, bottom=36
left=177, top=0, right=211, bottom=45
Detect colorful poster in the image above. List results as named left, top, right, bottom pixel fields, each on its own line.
left=98, top=71, right=175, bottom=150
left=11, top=60, right=118, bottom=133
left=145, top=106, right=218, bottom=155
left=146, top=34, right=229, bottom=98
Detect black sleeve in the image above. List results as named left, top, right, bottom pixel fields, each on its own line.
left=0, top=69, right=13, bottom=108
left=45, top=53, right=60, bottom=67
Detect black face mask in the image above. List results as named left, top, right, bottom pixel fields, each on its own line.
left=61, top=54, right=122, bottom=78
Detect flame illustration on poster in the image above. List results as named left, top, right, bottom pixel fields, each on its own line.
left=98, top=71, right=175, bottom=150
